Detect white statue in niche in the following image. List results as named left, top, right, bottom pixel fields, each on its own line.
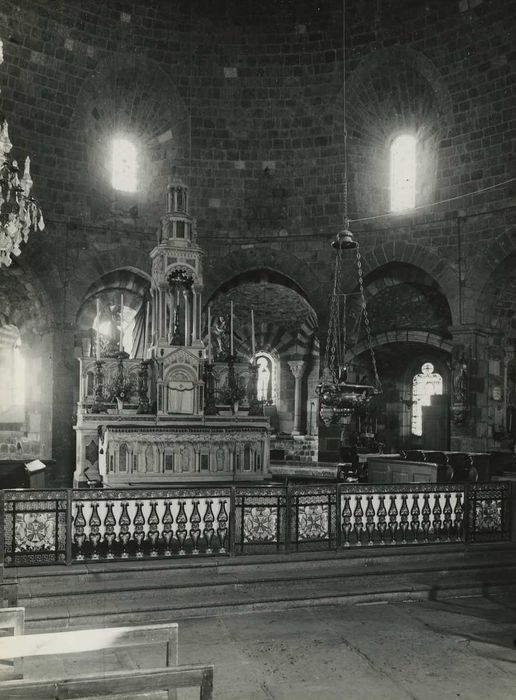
left=257, top=356, right=270, bottom=402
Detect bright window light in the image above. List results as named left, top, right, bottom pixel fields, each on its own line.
left=411, top=362, right=443, bottom=437
left=390, top=134, right=416, bottom=211
left=111, top=138, right=137, bottom=192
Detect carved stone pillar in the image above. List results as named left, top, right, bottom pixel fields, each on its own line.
left=184, top=289, right=191, bottom=346
left=288, top=360, right=306, bottom=435
left=192, top=287, right=199, bottom=343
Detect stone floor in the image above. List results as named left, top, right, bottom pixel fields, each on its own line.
left=6, top=592, right=516, bottom=699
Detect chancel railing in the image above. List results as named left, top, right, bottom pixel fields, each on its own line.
left=1, top=481, right=513, bottom=566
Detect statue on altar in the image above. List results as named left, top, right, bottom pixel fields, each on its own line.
left=213, top=315, right=230, bottom=359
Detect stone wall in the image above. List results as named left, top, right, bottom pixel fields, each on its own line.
left=0, top=0, right=515, bottom=481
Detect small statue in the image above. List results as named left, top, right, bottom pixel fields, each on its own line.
left=212, top=315, right=229, bottom=359
left=453, top=356, right=468, bottom=405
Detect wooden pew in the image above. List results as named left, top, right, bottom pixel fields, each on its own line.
left=0, top=607, right=24, bottom=679
left=0, top=581, right=18, bottom=608
left=0, top=622, right=178, bottom=683
left=0, top=664, right=214, bottom=699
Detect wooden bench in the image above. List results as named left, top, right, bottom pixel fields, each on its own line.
left=0, top=606, right=24, bottom=679
left=0, top=620, right=178, bottom=680
left=0, top=663, right=214, bottom=699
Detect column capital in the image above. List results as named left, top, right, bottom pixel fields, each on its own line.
left=288, top=360, right=306, bottom=379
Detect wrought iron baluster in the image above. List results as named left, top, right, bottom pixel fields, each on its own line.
left=148, top=501, right=159, bottom=556
left=377, top=494, right=387, bottom=545
left=217, top=499, right=229, bottom=553
left=88, top=503, right=101, bottom=560
left=353, top=496, right=364, bottom=546
left=388, top=495, right=398, bottom=544
left=190, top=500, right=201, bottom=555
left=161, top=501, right=174, bottom=556
left=410, top=494, right=420, bottom=543
left=341, top=495, right=352, bottom=547
left=399, top=494, right=409, bottom=544
left=73, top=503, right=87, bottom=561
left=454, top=492, right=464, bottom=541
left=133, top=502, right=145, bottom=558
left=203, top=500, right=215, bottom=553
left=176, top=501, right=188, bottom=555
left=421, top=493, right=431, bottom=542
left=442, top=493, right=453, bottom=542
left=432, top=494, right=442, bottom=542
left=365, top=495, right=375, bottom=546
left=103, top=502, right=116, bottom=559
left=119, top=502, right=131, bottom=558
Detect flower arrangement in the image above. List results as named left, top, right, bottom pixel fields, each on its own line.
left=219, top=380, right=246, bottom=406
left=104, top=375, right=136, bottom=403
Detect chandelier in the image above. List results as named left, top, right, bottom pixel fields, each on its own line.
left=315, top=0, right=381, bottom=426
left=0, top=39, right=44, bottom=267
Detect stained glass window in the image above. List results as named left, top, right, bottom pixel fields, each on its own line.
left=411, top=362, right=443, bottom=436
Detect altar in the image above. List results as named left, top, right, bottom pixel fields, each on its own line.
left=73, top=178, right=270, bottom=487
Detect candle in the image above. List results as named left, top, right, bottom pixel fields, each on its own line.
left=119, top=293, right=124, bottom=352
left=207, top=304, right=212, bottom=363
left=144, top=301, right=150, bottom=356
left=230, top=301, right=234, bottom=356
left=251, top=306, right=256, bottom=362
left=95, top=298, right=101, bottom=360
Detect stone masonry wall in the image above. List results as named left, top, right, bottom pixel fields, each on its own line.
left=0, top=0, right=515, bottom=481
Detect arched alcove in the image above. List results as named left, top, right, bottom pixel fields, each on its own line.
left=75, top=267, right=151, bottom=360
left=207, top=268, right=319, bottom=436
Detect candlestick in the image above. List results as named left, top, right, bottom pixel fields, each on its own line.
left=144, top=301, right=150, bottom=356
left=251, top=306, right=256, bottom=361
left=207, top=305, right=212, bottom=363
left=119, top=293, right=124, bottom=352
left=230, top=301, right=234, bottom=356
left=95, top=298, right=101, bottom=360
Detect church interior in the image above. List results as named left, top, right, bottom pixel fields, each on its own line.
left=0, top=1, right=516, bottom=698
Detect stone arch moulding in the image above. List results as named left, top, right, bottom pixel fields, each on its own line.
left=68, top=250, right=152, bottom=325
left=342, top=46, right=453, bottom=217
left=469, top=228, right=516, bottom=325
left=353, top=330, right=453, bottom=358
left=72, top=52, right=191, bottom=218
left=356, top=242, right=458, bottom=325
left=203, top=248, right=324, bottom=320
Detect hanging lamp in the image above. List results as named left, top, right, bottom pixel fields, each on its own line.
left=315, top=0, right=381, bottom=427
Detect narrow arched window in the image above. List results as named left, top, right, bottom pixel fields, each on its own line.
left=390, top=134, right=416, bottom=211
left=411, top=362, right=443, bottom=436
left=111, top=137, right=137, bottom=192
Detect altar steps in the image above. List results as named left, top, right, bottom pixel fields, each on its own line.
left=6, top=543, right=516, bottom=632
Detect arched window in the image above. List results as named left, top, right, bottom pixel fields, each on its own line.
left=390, top=134, right=416, bottom=211
left=411, top=362, right=443, bottom=436
left=111, top=137, right=137, bottom=192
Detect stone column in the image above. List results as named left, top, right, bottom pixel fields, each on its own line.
left=288, top=360, right=306, bottom=436
left=184, top=289, right=190, bottom=346
left=192, top=288, right=198, bottom=343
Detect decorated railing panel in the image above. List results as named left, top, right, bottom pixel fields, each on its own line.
left=234, top=487, right=287, bottom=554
left=466, top=482, right=512, bottom=543
left=3, top=490, right=69, bottom=566
left=338, top=484, right=465, bottom=547
left=289, top=485, right=337, bottom=551
left=71, top=489, right=231, bottom=560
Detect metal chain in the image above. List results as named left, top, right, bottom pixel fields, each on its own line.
left=355, top=242, right=382, bottom=392
left=325, top=246, right=342, bottom=382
